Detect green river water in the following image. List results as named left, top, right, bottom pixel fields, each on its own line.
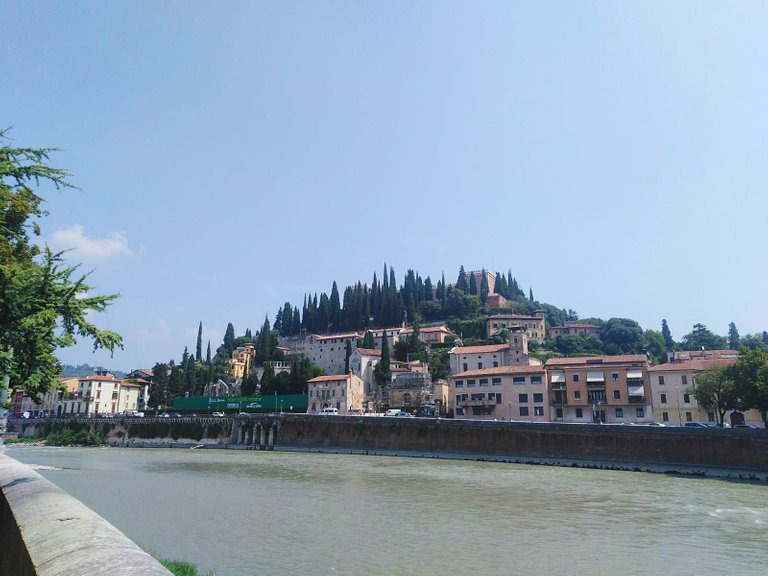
left=7, top=445, right=768, bottom=576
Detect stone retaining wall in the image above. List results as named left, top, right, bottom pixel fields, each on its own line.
left=0, top=452, right=170, bottom=576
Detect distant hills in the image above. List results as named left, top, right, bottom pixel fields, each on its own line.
left=60, top=364, right=127, bottom=379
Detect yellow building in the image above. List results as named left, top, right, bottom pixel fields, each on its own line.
left=487, top=311, right=547, bottom=343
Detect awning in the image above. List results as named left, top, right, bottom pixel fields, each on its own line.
left=550, top=372, right=566, bottom=383
left=627, top=370, right=643, bottom=379
left=628, top=385, right=644, bottom=396
left=587, top=371, right=605, bottom=382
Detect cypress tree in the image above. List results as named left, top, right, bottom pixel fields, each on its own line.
left=195, top=322, right=203, bottom=362
left=469, top=272, right=478, bottom=295
left=344, top=339, right=352, bottom=373
left=361, top=330, right=375, bottom=349
left=206, top=341, right=211, bottom=364
left=223, top=323, right=235, bottom=354
left=441, top=272, right=446, bottom=306
left=529, top=288, right=534, bottom=302
left=456, top=266, right=468, bottom=292
left=424, top=277, right=433, bottom=301
left=661, top=319, right=674, bottom=349
left=480, top=269, right=489, bottom=304
left=292, top=306, right=301, bottom=335
left=728, top=322, right=740, bottom=350
left=330, top=281, right=341, bottom=330
left=374, top=330, right=391, bottom=386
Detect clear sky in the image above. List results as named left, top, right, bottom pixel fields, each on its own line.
left=2, top=1, right=767, bottom=371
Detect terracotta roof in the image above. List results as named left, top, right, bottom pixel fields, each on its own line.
left=79, top=374, right=120, bottom=382
left=546, top=355, right=648, bottom=367
left=648, top=358, right=736, bottom=372
left=315, top=333, right=360, bottom=341
left=452, top=343, right=508, bottom=355
left=488, top=314, right=543, bottom=321
left=120, top=381, right=143, bottom=388
left=356, top=348, right=382, bottom=356
left=307, top=374, right=350, bottom=383
left=129, top=369, right=154, bottom=377
left=452, top=365, right=546, bottom=378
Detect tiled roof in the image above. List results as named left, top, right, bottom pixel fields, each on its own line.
left=401, top=326, right=450, bottom=334
left=549, top=324, right=601, bottom=330
left=648, top=358, right=736, bottom=372
left=545, top=355, right=648, bottom=366
left=356, top=348, right=382, bottom=356
left=452, top=343, right=508, bottom=355
left=120, top=381, right=143, bottom=388
left=79, top=374, right=120, bottom=382
left=315, top=332, right=361, bottom=341
left=307, top=374, right=349, bottom=383
left=452, top=365, right=546, bottom=378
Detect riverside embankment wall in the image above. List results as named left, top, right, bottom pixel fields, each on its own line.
left=276, top=416, right=768, bottom=473
left=0, top=452, right=170, bottom=576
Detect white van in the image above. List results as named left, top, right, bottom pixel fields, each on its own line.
left=319, top=407, right=339, bottom=415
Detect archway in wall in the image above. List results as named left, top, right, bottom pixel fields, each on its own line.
left=730, top=411, right=746, bottom=426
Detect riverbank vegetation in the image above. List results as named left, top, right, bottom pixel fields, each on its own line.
left=150, top=552, right=214, bottom=576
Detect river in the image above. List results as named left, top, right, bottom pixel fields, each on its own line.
left=7, top=445, right=768, bottom=575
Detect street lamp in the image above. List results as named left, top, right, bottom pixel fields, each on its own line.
left=508, top=402, right=513, bottom=422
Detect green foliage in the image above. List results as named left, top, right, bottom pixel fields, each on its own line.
left=691, top=366, right=739, bottom=426
left=1, top=130, right=123, bottom=400
left=728, top=348, right=768, bottom=424
left=46, top=427, right=105, bottom=446
left=552, top=334, right=603, bottom=356
left=681, top=323, right=727, bottom=351
left=446, top=316, right=487, bottom=341
left=373, top=330, right=391, bottom=386
left=727, top=322, right=740, bottom=350
left=642, top=329, right=666, bottom=365
left=661, top=319, right=674, bottom=350
left=360, top=330, right=375, bottom=349
left=150, top=553, right=214, bottom=576
left=600, top=318, right=643, bottom=355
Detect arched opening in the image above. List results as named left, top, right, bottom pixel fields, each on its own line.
left=730, top=411, right=746, bottom=426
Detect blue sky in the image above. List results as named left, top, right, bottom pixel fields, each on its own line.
left=2, top=1, right=766, bottom=370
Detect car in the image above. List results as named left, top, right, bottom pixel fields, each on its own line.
left=394, top=411, right=414, bottom=418
left=684, top=422, right=715, bottom=428
left=384, top=409, right=402, bottom=417
left=244, top=402, right=261, bottom=409
left=319, top=407, right=339, bottom=415
left=211, top=412, right=225, bottom=417
left=169, top=412, right=182, bottom=418
left=159, top=412, right=170, bottom=418
left=733, top=424, right=762, bottom=429
left=236, top=412, right=250, bottom=417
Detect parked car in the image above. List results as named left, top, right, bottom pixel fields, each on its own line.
left=211, top=412, right=225, bottom=417
left=159, top=412, right=170, bottom=418
left=169, top=412, right=182, bottom=418
left=684, top=422, right=715, bottom=428
left=733, top=424, right=762, bottom=429
left=236, top=412, right=250, bottom=417
left=394, top=411, right=414, bottom=418
left=319, top=407, right=339, bottom=415
left=385, top=409, right=402, bottom=417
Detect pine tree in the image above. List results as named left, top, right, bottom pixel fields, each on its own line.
left=195, top=321, right=203, bottom=362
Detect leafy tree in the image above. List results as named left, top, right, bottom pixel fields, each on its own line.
left=259, top=362, right=276, bottom=395
left=727, top=322, right=740, bottom=350
left=148, top=362, right=168, bottom=410
left=728, top=348, right=768, bottom=426
left=1, top=131, right=122, bottom=405
left=691, top=366, right=739, bottom=427
left=642, top=329, right=666, bottom=365
left=241, top=369, right=259, bottom=396
left=740, top=333, right=768, bottom=352
left=661, top=319, right=674, bottom=350
left=600, top=318, right=643, bottom=355
left=681, top=323, right=727, bottom=351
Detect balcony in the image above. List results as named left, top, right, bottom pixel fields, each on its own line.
left=628, top=396, right=646, bottom=405
left=457, top=399, right=498, bottom=408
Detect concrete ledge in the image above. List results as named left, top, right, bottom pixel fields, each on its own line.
left=0, top=452, right=170, bottom=576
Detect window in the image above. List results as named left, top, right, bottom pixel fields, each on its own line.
left=662, top=412, right=669, bottom=422
left=493, top=362, right=499, bottom=368
left=612, top=373, right=619, bottom=382
left=683, top=393, right=690, bottom=403
left=572, top=374, right=580, bottom=382
left=533, top=393, right=543, bottom=403
left=471, top=393, right=485, bottom=401
left=530, top=376, right=542, bottom=385
left=636, top=408, right=644, bottom=418
left=456, top=408, right=464, bottom=416
left=660, top=393, right=667, bottom=404
left=455, top=395, right=462, bottom=404
left=707, top=412, right=715, bottom=422
left=685, top=412, right=693, bottom=422
left=341, top=389, right=345, bottom=397
left=534, top=407, right=544, bottom=416
left=477, top=362, right=483, bottom=369
left=455, top=380, right=464, bottom=388
left=463, top=363, right=468, bottom=372
left=658, top=375, right=665, bottom=385
left=513, top=376, right=526, bottom=385
left=556, top=408, right=563, bottom=418
left=615, top=408, right=624, bottom=418
left=681, top=375, right=688, bottom=385
left=479, top=379, right=489, bottom=387
left=613, top=390, right=621, bottom=400
left=494, top=393, right=502, bottom=404
left=518, top=393, right=529, bottom=403
left=467, top=380, right=476, bottom=388
left=492, top=378, right=502, bottom=386
left=574, top=391, right=581, bottom=400
left=575, top=408, right=583, bottom=418
left=519, top=407, right=529, bottom=417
